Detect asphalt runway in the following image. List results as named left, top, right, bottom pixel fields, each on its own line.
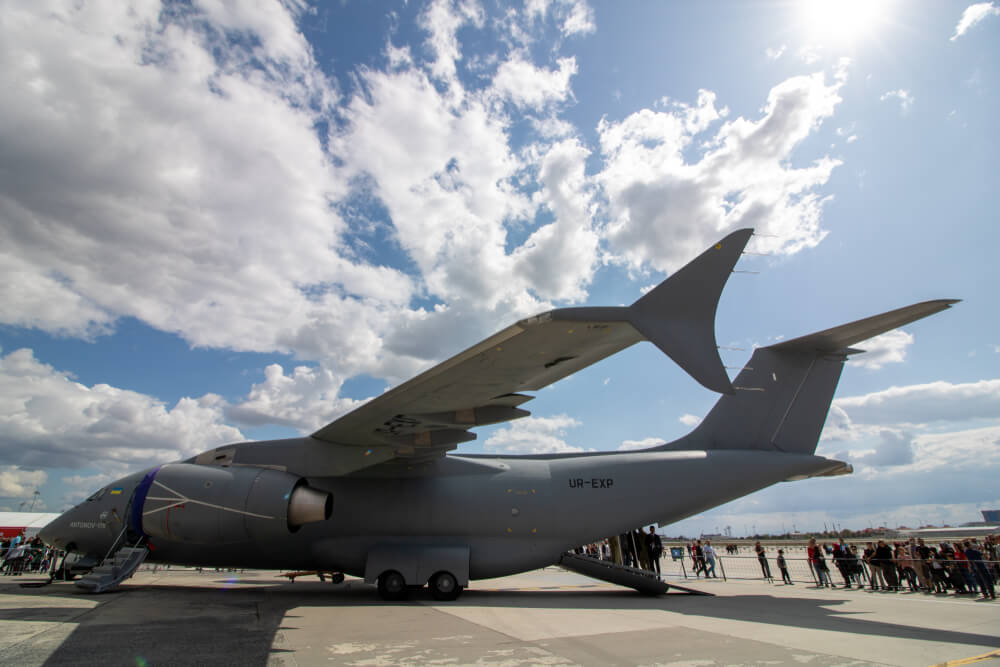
left=0, top=567, right=997, bottom=666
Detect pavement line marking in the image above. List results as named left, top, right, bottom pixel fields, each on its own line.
left=931, top=648, right=1000, bottom=667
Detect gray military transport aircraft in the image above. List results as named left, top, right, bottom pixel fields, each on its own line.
left=39, top=229, right=956, bottom=600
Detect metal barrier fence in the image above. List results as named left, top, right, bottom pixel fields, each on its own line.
left=0, top=546, right=54, bottom=575
left=657, top=552, right=999, bottom=594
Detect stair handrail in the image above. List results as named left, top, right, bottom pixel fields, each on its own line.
left=101, top=524, right=129, bottom=566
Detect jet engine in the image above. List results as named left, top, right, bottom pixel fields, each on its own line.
left=138, top=463, right=332, bottom=544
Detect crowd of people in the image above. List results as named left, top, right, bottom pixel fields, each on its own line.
left=0, top=532, right=60, bottom=576
left=579, top=531, right=999, bottom=601
left=793, top=536, right=998, bottom=599
left=577, top=526, right=665, bottom=576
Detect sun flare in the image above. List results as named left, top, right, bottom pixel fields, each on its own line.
left=796, top=0, right=894, bottom=46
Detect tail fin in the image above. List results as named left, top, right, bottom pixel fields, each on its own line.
left=664, top=299, right=959, bottom=455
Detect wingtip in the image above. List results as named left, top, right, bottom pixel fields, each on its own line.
left=629, top=229, right=752, bottom=394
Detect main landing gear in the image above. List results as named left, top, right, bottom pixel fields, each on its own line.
left=376, top=569, right=464, bottom=601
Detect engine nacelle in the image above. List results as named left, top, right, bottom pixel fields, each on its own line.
left=138, top=463, right=332, bottom=544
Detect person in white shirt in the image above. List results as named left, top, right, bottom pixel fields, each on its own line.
left=703, top=541, right=718, bottom=578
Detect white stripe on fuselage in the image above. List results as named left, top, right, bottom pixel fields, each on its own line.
left=143, top=479, right=275, bottom=520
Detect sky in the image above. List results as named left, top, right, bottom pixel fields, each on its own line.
left=1, top=0, right=998, bottom=536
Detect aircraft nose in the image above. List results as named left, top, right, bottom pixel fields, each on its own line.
left=38, top=512, right=70, bottom=549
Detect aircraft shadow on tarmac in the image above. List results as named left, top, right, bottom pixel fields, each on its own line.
left=2, top=579, right=997, bottom=666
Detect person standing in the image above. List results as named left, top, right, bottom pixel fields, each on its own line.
left=863, top=542, right=884, bottom=590
left=952, top=543, right=978, bottom=594
left=703, top=540, right=718, bottom=578
left=645, top=527, right=663, bottom=576
left=914, top=538, right=932, bottom=593
left=808, top=538, right=832, bottom=587
left=610, top=534, right=623, bottom=566
left=777, top=549, right=793, bottom=585
left=620, top=532, right=635, bottom=568
left=633, top=529, right=650, bottom=570
left=693, top=540, right=706, bottom=577
left=755, top=541, right=774, bottom=583
left=874, top=540, right=897, bottom=591
left=964, top=541, right=996, bottom=600
left=832, top=541, right=851, bottom=588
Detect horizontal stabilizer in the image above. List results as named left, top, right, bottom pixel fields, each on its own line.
left=769, top=299, right=960, bottom=354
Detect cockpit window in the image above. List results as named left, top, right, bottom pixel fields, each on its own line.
left=86, top=487, right=107, bottom=502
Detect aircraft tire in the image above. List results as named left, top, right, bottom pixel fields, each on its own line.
left=377, top=570, right=408, bottom=601
left=429, top=571, right=462, bottom=601
left=330, top=572, right=345, bottom=584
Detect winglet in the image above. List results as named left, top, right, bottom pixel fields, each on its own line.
left=628, top=229, right=754, bottom=394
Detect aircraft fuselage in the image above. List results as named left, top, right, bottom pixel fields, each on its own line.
left=40, top=439, right=842, bottom=580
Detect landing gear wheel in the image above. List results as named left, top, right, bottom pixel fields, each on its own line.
left=429, top=571, right=463, bottom=601
left=377, top=570, right=408, bottom=601
left=330, top=572, right=345, bottom=585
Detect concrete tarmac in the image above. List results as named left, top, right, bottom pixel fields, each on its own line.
left=0, top=567, right=997, bottom=666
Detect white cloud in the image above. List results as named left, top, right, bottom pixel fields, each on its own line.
left=679, top=414, right=702, bottom=427
left=59, top=472, right=119, bottom=507
left=418, top=0, right=485, bottom=86
left=617, top=437, right=662, bottom=451
left=848, top=329, right=914, bottom=369
left=819, top=379, right=1000, bottom=481
left=950, top=2, right=1000, bottom=41
left=0, top=466, right=47, bottom=499
left=491, top=55, right=577, bottom=110
left=484, top=415, right=584, bottom=454
left=0, top=1, right=853, bottom=445
left=0, top=0, right=423, bottom=374
left=0, top=348, right=243, bottom=470
left=835, top=124, right=858, bottom=144
left=560, top=0, right=596, bottom=36
left=514, top=138, right=599, bottom=301
left=527, top=0, right=596, bottom=37
left=598, top=72, right=842, bottom=273
left=798, top=46, right=822, bottom=64
left=225, top=362, right=363, bottom=432
left=829, top=379, right=1000, bottom=428
left=765, top=45, right=787, bottom=61
left=880, top=89, right=914, bottom=113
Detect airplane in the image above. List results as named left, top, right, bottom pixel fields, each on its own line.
left=38, top=228, right=957, bottom=600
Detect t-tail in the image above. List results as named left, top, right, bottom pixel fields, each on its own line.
left=658, top=299, right=959, bottom=458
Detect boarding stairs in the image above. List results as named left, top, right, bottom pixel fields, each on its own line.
left=75, top=542, right=148, bottom=594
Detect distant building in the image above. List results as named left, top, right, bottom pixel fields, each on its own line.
left=896, top=524, right=999, bottom=540
left=0, top=512, right=60, bottom=539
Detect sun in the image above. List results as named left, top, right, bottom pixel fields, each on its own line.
left=795, top=0, right=895, bottom=47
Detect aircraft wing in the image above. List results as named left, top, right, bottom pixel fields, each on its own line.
left=310, top=229, right=754, bottom=463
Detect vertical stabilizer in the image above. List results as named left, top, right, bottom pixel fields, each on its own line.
left=661, top=299, right=958, bottom=455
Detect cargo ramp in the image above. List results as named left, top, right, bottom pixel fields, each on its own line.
left=559, top=553, right=711, bottom=595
